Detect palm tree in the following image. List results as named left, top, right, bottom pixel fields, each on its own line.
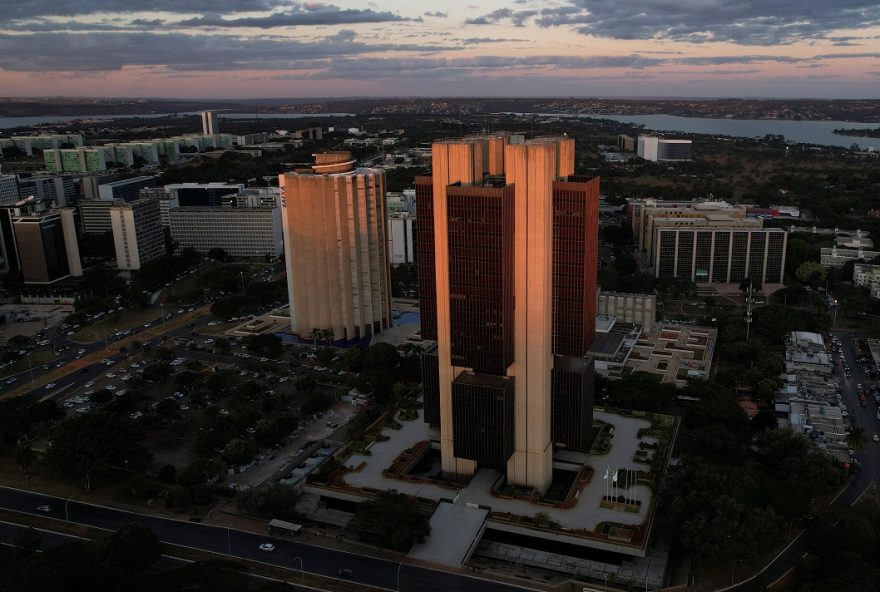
left=309, top=328, right=320, bottom=350
left=322, top=327, right=335, bottom=347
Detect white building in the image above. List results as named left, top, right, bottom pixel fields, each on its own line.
left=853, top=263, right=880, bottom=299
left=637, top=136, right=692, bottom=161
left=820, top=247, right=880, bottom=268
left=388, top=215, right=415, bottom=265
left=110, top=199, right=165, bottom=271
left=597, top=291, right=657, bottom=334
left=169, top=206, right=282, bottom=258
left=785, top=331, right=832, bottom=376
left=201, top=111, right=219, bottom=135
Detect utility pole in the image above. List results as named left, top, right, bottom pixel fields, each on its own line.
left=745, top=278, right=755, bottom=340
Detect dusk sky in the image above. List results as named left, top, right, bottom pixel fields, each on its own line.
left=2, top=1, right=880, bottom=98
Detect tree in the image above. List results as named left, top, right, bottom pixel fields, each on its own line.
left=100, top=523, right=162, bottom=576
left=350, top=492, right=431, bottom=551
left=341, top=346, right=366, bottom=372
left=44, top=412, right=146, bottom=490
left=158, top=464, right=177, bottom=483
left=295, top=375, right=317, bottom=394
left=796, top=261, right=828, bottom=288
left=237, top=484, right=300, bottom=521
left=207, top=247, right=227, bottom=262
left=142, top=362, right=172, bottom=384
left=846, top=426, right=869, bottom=450
left=15, top=444, right=34, bottom=477
left=245, top=334, right=282, bottom=359
left=316, top=347, right=335, bottom=366
left=223, top=438, right=255, bottom=467
left=14, top=527, right=41, bottom=558
left=301, top=393, right=334, bottom=415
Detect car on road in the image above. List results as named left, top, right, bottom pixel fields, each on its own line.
left=44, top=383, right=56, bottom=390
left=36, top=505, right=52, bottom=513
left=5, top=377, right=17, bottom=385
left=875, top=435, right=880, bottom=443
left=337, top=568, right=354, bottom=578
left=258, top=543, right=275, bottom=552
left=85, top=381, right=95, bottom=388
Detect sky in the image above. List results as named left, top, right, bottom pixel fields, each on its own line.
left=1, top=0, right=880, bottom=99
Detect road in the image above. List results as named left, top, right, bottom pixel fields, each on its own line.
left=830, top=329, right=880, bottom=503
left=0, top=486, right=536, bottom=592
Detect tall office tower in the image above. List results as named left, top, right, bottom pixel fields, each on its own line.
left=110, top=199, right=165, bottom=271
left=0, top=172, right=19, bottom=206
left=10, top=207, right=82, bottom=284
left=417, top=135, right=599, bottom=493
left=201, top=111, right=219, bottom=135
left=278, top=152, right=392, bottom=341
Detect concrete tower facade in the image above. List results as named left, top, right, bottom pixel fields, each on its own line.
left=279, top=152, right=392, bottom=342
left=418, top=135, right=599, bottom=493
left=200, top=111, right=219, bottom=135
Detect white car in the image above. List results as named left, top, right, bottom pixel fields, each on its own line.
left=106, top=373, right=116, bottom=378
left=85, top=381, right=95, bottom=388
left=258, top=543, right=275, bottom=552
left=44, top=383, right=56, bottom=390
left=875, top=435, right=880, bottom=443
left=36, top=505, right=52, bottom=513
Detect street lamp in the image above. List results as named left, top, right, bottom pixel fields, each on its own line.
left=240, top=272, right=246, bottom=295
left=397, top=561, right=404, bottom=591
left=788, top=517, right=799, bottom=541
left=731, top=558, right=743, bottom=585
left=160, top=303, right=167, bottom=332
left=293, top=556, right=304, bottom=584
left=64, top=496, right=72, bottom=523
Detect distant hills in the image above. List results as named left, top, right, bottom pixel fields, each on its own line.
left=3, top=96, right=880, bottom=122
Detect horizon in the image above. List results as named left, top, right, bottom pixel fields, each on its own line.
left=1, top=1, right=880, bottom=99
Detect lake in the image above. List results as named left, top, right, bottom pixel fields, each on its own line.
left=0, top=112, right=354, bottom=130
left=593, top=114, right=880, bottom=149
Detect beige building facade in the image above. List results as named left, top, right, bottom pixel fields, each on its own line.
left=278, top=152, right=392, bottom=342
left=421, top=135, right=597, bottom=493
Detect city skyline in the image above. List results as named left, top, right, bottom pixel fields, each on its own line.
left=1, top=1, right=879, bottom=98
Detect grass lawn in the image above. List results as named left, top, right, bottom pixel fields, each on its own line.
left=74, top=308, right=163, bottom=343
left=0, top=348, right=60, bottom=380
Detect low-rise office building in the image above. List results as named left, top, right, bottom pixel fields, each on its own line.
left=597, top=291, right=656, bottom=334
left=654, top=226, right=787, bottom=287
left=853, top=263, right=880, bottom=299
left=110, top=199, right=165, bottom=271
left=98, top=176, right=155, bottom=202
left=0, top=173, right=18, bottom=206
left=637, top=136, right=692, bottom=161
left=169, top=206, right=282, bottom=258
left=820, top=247, right=880, bottom=268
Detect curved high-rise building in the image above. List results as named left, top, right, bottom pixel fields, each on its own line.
left=279, top=152, right=392, bottom=342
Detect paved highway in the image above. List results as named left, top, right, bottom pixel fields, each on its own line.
left=0, top=486, right=537, bottom=592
